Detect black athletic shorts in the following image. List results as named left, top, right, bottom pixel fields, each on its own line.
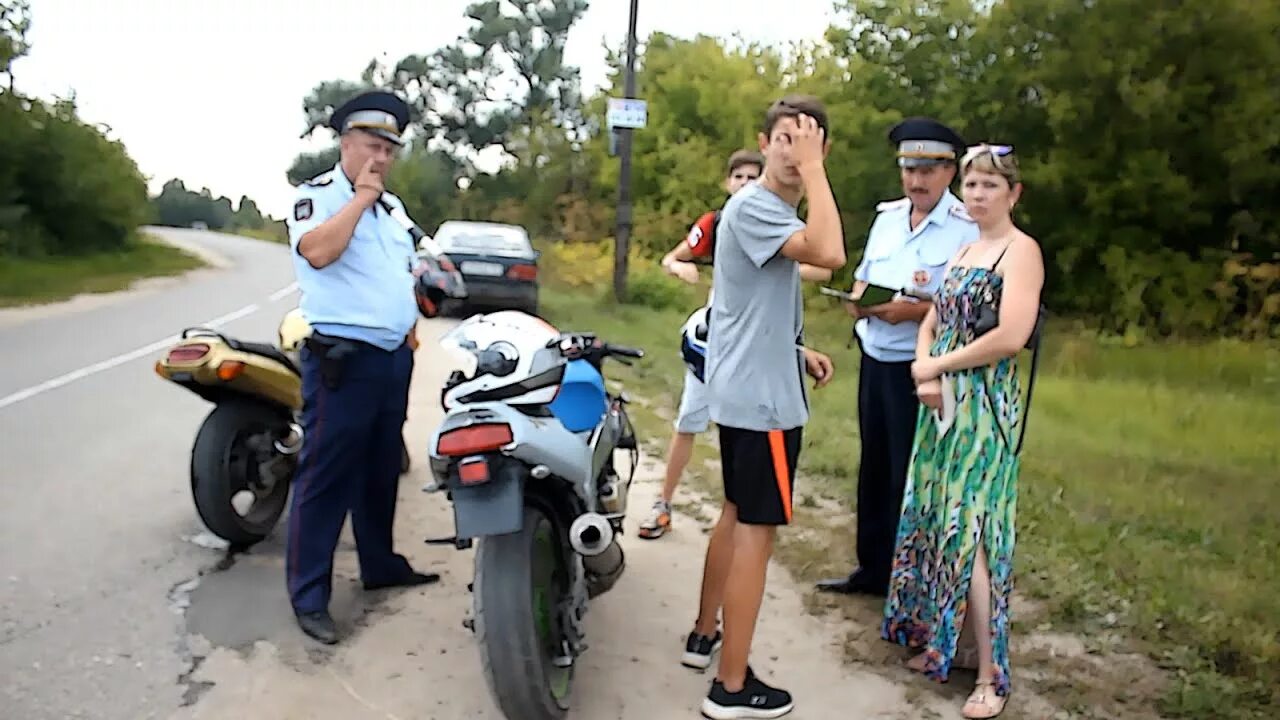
left=718, top=425, right=803, bottom=526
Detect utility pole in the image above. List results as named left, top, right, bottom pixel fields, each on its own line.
left=613, top=0, right=639, bottom=303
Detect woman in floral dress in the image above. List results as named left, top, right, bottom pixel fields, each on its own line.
left=881, top=144, right=1044, bottom=719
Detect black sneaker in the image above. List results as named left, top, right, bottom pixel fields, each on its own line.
left=681, top=628, right=723, bottom=670
left=701, top=673, right=794, bottom=719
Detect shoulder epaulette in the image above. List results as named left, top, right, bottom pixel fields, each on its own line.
left=949, top=203, right=975, bottom=223
left=875, top=197, right=911, bottom=212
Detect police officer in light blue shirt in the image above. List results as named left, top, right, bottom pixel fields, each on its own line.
left=817, top=117, right=978, bottom=597
left=285, top=90, right=440, bottom=644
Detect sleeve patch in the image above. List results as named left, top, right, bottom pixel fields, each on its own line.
left=294, top=198, right=313, bottom=222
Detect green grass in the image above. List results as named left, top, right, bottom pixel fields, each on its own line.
left=0, top=233, right=206, bottom=308
left=539, top=270, right=1280, bottom=719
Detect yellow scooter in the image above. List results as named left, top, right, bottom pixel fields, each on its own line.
left=154, top=313, right=306, bottom=548
left=155, top=245, right=465, bottom=547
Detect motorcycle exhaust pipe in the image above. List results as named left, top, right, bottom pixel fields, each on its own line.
left=568, top=513, right=613, bottom=557
left=582, top=539, right=624, bottom=599
left=273, top=422, right=305, bottom=456
left=570, top=513, right=626, bottom=597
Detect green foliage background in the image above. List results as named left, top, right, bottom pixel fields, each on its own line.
left=285, top=0, right=1278, bottom=340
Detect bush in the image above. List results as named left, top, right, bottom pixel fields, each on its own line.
left=0, top=93, right=150, bottom=257
left=538, top=239, right=613, bottom=289
left=537, top=237, right=703, bottom=312
left=623, top=262, right=699, bottom=311
left=1098, top=245, right=1280, bottom=340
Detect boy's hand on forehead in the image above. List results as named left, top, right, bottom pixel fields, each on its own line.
left=790, top=113, right=826, bottom=171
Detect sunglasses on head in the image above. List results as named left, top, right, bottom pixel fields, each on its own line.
left=962, top=143, right=1016, bottom=173
left=968, top=143, right=1014, bottom=156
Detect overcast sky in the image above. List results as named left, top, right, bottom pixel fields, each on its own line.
left=13, top=0, right=837, bottom=218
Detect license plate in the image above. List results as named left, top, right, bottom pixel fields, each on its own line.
left=461, top=261, right=504, bottom=277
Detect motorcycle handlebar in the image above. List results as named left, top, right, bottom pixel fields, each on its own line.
left=546, top=334, right=645, bottom=362
left=604, top=343, right=645, bottom=359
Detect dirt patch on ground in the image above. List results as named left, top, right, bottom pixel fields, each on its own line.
left=660, top=451, right=1174, bottom=720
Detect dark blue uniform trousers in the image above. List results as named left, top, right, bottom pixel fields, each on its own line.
left=855, top=349, right=919, bottom=589
left=286, top=340, right=415, bottom=615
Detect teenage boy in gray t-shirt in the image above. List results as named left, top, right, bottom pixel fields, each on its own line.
left=687, top=95, right=846, bottom=720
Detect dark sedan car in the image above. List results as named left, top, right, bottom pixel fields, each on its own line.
left=433, top=220, right=540, bottom=315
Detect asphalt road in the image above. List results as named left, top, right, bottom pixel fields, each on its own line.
left=0, top=228, right=310, bottom=719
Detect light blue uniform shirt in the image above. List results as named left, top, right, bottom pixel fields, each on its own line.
left=286, top=164, right=419, bottom=351
left=853, top=189, right=978, bottom=363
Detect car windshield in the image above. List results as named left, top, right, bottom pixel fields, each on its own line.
left=439, top=228, right=528, bottom=254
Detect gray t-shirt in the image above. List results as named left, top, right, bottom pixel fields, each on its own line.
left=705, top=181, right=809, bottom=432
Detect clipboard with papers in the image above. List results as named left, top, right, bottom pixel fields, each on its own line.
left=819, top=284, right=934, bottom=307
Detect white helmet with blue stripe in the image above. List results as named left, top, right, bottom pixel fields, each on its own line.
left=680, top=305, right=710, bottom=382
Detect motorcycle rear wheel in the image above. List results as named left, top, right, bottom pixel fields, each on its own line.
left=474, top=506, right=573, bottom=720
left=190, top=399, right=294, bottom=548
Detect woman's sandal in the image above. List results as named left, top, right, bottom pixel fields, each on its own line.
left=962, top=681, right=1007, bottom=719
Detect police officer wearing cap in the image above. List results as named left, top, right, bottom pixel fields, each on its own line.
left=285, top=90, right=440, bottom=644
left=817, top=117, right=978, bottom=596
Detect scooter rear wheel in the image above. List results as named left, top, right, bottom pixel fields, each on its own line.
left=190, top=399, right=294, bottom=548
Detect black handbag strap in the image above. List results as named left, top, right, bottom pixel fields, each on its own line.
left=1013, top=306, right=1046, bottom=455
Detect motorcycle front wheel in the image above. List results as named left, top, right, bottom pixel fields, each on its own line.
left=190, top=399, right=294, bottom=548
left=473, top=506, right=574, bottom=720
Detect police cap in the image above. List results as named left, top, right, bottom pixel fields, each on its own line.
left=329, top=90, right=411, bottom=146
left=888, top=117, right=967, bottom=168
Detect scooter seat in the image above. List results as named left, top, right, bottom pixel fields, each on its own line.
left=227, top=339, right=299, bottom=375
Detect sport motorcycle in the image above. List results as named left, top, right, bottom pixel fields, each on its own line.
left=424, top=310, right=644, bottom=720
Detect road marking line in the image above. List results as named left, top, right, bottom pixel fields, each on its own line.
left=205, top=303, right=260, bottom=327
left=0, top=336, right=180, bottom=411
left=269, top=282, right=299, bottom=302
left=0, top=281, right=296, bottom=412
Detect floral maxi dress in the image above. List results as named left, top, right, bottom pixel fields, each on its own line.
left=880, top=264, right=1024, bottom=698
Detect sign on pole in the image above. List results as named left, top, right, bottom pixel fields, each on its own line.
left=607, top=98, right=647, bottom=130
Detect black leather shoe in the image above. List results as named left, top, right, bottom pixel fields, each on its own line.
left=295, top=611, right=338, bottom=644
left=815, top=569, right=887, bottom=596
left=363, top=570, right=441, bottom=591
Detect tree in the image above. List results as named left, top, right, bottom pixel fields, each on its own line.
left=234, top=195, right=264, bottom=229
left=0, top=94, right=150, bottom=255
left=149, top=179, right=272, bottom=233
left=0, top=0, right=31, bottom=91
left=293, top=0, right=590, bottom=170
left=286, top=147, right=341, bottom=186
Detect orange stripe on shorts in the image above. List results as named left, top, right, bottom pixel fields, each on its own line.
left=767, top=430, right=792, bottom=523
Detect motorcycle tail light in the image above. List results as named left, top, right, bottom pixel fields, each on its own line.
left=166, top=344, right=211, bottom=364
left=458, top=456, right=490, bottom=485
left=438, top=423, right=513, bottom=456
